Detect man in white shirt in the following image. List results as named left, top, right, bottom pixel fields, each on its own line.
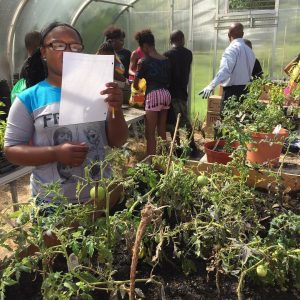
left=199, top=23, right=255, bottom=111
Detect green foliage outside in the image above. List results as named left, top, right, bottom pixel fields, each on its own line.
left=76, top=6, right=119, bottom=54
left=229, top=0, right=275, bottom=10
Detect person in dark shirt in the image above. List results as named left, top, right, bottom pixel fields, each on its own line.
left=19, top=31, right=42, bottom=79
left=244, top=39, right=263, bottom=79
left=164, top=30, right=198, bottom=156
left=103, top=26, right=131, bottom=79
left=133, top=29, right=171, bottom=155
left=11, top=31, right=45, bottom=103
left=103, top=26, right=131, bottom=104
left=96, top=41, right=126, bottom=85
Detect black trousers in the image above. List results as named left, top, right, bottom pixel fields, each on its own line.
left=167, top=98, right=197, bottom=150
left=221, top=85, right=246, bottom=112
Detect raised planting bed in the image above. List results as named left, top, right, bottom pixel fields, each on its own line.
left=188, top=159, right=300, bottom=193
left=204, top=140, right=239, bottom=165
left=0, top=154, right=299, bottom=300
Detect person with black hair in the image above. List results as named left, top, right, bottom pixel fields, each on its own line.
left=244, top=39, right=263, bottom=79
left=96, top=41, right=126, bottom=86
left=164, top=30, right=198, bottom=157
left=11, top=31, right=44, bottom=103
left=19, top=30, right=42, bottom=79
left=4, top=22, right=128, bottom=204
left=103, top=26, right=131, bottom=79
left=102, top=28, right=131, bottom=104
left=133, top=29, right=171, bottom=155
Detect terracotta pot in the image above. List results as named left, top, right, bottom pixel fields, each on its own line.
left=204, top=140, right=238, bottom=165
left=246, top=129, right=288, bottom=167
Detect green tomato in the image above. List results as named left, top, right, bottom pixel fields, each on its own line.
left=138, top=246, right=145, bottom=259
left=256, top=264, right=268, bottom=277
left=197, top=175, right=209, bottom=187
left=90, top=186, right=105, bottom=201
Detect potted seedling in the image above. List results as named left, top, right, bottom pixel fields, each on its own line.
left=221, top=78, right=293, bottom=167
left=204, top=115, right=241, bottom=165
left=204, top=137, right=239, bottom=165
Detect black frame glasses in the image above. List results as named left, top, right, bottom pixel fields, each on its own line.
left=46, top=42, right=84, bottom=53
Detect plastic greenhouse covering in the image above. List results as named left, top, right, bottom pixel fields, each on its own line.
left=0, top=0, right=299, bottom=119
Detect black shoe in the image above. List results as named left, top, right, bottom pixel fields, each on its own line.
left=189, top=147, right=203, bottom=159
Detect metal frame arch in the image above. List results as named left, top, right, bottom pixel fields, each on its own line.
left=111, top=0, right=140, bottom=24
left=70, top=0, right=93, bottom=26
left=70, top=0, right=140, bottom=27
left=7, top=0, right=30, bottom=83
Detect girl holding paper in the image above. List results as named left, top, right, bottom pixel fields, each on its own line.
left=4, top=22, right=128, bottom=204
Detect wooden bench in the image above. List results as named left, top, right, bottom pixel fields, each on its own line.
left=0, top=166, right=33, bottom=211
left=123, top=106, right=145, bottom=137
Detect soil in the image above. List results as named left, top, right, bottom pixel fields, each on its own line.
left=3, top=241, right=299, bottom=300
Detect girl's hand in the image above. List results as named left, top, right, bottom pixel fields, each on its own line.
left=54, top=142, right=89, bottom=167
left=101, top=82, right=123, bottom=109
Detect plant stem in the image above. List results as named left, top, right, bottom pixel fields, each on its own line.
left=237, top=259, right=264, bottom=300
left=129, top=203, right=158, bottom=300
left=190, top=112, right=199, bottom=142
left=105, top=188, right=111, bottom=250
left=166, top=113, right=181, bottom=176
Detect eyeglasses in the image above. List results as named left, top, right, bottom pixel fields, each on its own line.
left=46, top=42, right=84, bottom=53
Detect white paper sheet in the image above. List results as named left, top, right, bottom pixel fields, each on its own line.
left=59, top=52, right=114, bottom=126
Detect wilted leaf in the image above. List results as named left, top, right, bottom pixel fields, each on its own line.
left=68, top=253, right=79, bottom=272
left=240, top=245, right=252, bottom=264
left=272, top=204, right=280, bottom=208
left=119, top=284, right=127, bottom=299
left=230, top=269, right=240, bottom=276
left=110, top=289, right=118, bottom=300
left=135, top=288, right=145, bottom=298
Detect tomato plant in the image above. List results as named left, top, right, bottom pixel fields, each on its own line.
left=0, top=139, right=299, bottom=300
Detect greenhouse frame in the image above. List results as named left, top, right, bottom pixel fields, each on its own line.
left=0, top=0, right=299, bottom=118
left=0, top=1, right=299, bottom=299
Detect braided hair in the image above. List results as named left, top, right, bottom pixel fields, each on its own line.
left=24, top=48, right=47, bottom=87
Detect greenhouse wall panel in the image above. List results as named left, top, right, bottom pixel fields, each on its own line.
left=13, top=0, right=83, bottom=76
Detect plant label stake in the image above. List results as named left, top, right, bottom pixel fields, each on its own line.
left=272, top=124, right=282, bottom=135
